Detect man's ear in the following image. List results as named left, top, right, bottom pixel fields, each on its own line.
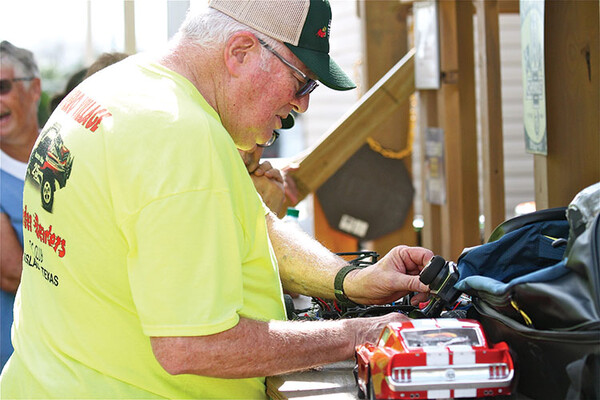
left=29, top=77, right=42, bottom=103
left=224, top=32, right=260, bottom=77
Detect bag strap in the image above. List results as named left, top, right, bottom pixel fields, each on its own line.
left=565, top=353, right=600, bottom=400
left=488, top=207, right=567, bottom=242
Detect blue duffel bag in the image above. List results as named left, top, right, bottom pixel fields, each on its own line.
left=455, top=183, right=600, bottom=400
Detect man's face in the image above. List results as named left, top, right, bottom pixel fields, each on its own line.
left=0, top=64, right=41, bottom=143
left=224, top=40, right=312, bottom=152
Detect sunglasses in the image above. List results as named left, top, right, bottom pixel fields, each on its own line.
left=0, top=77, right=35, bottom=95
left=257, top=39, right=318, bottom=98
left=257, top=131, right=280, bottom=148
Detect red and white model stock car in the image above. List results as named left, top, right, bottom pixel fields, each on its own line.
left=355, top=318, right=514, bottom=400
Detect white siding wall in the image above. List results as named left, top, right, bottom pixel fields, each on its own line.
left=302, top=0, right=363, bottom=147
left=498, top=14, right=535, bottom=218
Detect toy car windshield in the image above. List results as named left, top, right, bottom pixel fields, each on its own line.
left=401, top=327, right=482, bottom=348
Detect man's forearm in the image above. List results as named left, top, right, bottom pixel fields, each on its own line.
left=266, top=212, right=346, bottom=299
left=151, top=314, right=400, bottom=379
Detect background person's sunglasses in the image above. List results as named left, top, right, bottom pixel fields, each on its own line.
left=0, top=77, right=35, bottom=95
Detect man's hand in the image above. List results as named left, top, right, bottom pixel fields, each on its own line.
left=150, top=312, right=411, bottom=379
left=349, top=311, right=410, bottom=346
left=250, top=160, right=286, bottom=217
left=343, top=245, right=434, bottom=306
left=1, top=213, right=23, bottom=293
left=280, top=163, right=299, bottom=206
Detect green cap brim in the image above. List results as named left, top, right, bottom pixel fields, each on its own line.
left=285, top=43, right=356, bottom=91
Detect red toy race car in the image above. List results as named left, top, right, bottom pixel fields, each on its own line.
left=355, top=318, right=514, bottom=399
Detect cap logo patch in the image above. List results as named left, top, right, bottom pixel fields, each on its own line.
left=316, top=26, right=327, bottom=38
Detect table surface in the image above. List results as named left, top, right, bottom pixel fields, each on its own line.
left=266, top=360, right=358, bottom=400
left=266, top=360, right=535, bottom=400
left=268, top=296, right=534, bottom=400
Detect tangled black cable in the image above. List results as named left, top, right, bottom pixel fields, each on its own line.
left=287, top=251, right=415, bottom=320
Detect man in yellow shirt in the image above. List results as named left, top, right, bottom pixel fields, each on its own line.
left=1, top=1, right=433, bottom=398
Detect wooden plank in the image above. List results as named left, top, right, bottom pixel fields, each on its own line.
left=497, top=0, right=519, bottom=14
left=289, top=50, right=416, bottom=200
left=406, top=0, right=519, bottom=14
left=537, top=0, right=600, bottom=207
left=437, top=0, right=480, bottom=259
left=124, top=0, right=136, bottom=54
left=475, top=0, right=506, bottom=239
left=360, top=0, right=411, bottom=152
left=533, top=155, right=549, bottom=210
left=359, top=0, right=417, bottom=252
left=418, top=90, right=443, bottom=254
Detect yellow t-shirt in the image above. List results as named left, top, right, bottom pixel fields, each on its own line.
left=0, top=55, right=286, bottom=399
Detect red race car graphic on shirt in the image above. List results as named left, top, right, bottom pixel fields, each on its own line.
left=355, top=318, right=514, bottom=400
left=27, top=123, right=74, bottom=213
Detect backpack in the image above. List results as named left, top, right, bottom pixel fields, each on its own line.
left=454, top=183, right=600, bottom=400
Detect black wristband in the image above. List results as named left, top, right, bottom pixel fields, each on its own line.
left=334, top=264, right=362, bottom=306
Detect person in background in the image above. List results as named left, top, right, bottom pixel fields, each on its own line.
left=49, top=52, right=130, bottom=114
left=0, top=1, right=433, bottom=398
left=48, top=68, right=88, bottom=113
left=0, top=41, right=41, bottom=368
left=83, top=51, right=129, bottom=79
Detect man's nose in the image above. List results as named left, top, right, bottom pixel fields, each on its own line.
left=290, top=93, right=310, bottom=114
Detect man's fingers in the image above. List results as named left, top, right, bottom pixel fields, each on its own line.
left=410, top=292, right=430, bottom=305
left=404, top=275, right=429, bottom=294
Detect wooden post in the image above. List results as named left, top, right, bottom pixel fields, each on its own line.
left=475, top=0, right=506, bottom=239
left=437, top=0, right=480, bottom=258
left=124, top=0, right=136, bottom=55
left=359, top=0, right=417, bottom=254
left=536, top=0, right=600, bottom=207
left=418, top=91, right=443, bottom=253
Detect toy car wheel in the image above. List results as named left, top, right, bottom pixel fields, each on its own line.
left=353, top=365, right=366, bottom=399
left=357, top=386, right=365, bottom=399
left=368, top=382, right=376, bottom=400
left=419, top=255, right=446, bottom=285
left=41, top=174, right=54, bottom=212
left=367, top=372, right=386, bottom=400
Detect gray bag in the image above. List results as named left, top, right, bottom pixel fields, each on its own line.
left=456, top=183, right=600, bottom=400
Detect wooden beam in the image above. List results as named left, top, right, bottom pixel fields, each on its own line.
left=405, top=0, right=519, bottom=14
left=418, top=91, right=443, bottom=253
left=289, top=49, right=416, bottom=200
left=359, top=0, right=416, bottom=253
left=475, top=0, right=506, bottom=239
left=538, top=0, right=600, bottom=207
left=124, top=0, right=136, bottom=54
left=497, top=0, right=519, bottom=14
left=438, top=0, right=480, bottom=259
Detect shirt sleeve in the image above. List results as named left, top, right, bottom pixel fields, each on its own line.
left=126, top=188, right=246, bottom=337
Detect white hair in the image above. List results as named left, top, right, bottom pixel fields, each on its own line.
left=176, top=7, right=286, bottom=72
left=0, top=41, right=40, bottom=90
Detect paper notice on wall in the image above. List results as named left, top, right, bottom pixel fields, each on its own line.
left=520, top=0, right=547, bottom=155
left=425, top=127, right=446, bottom=205
left=414, top=0, right=441, bottom=90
